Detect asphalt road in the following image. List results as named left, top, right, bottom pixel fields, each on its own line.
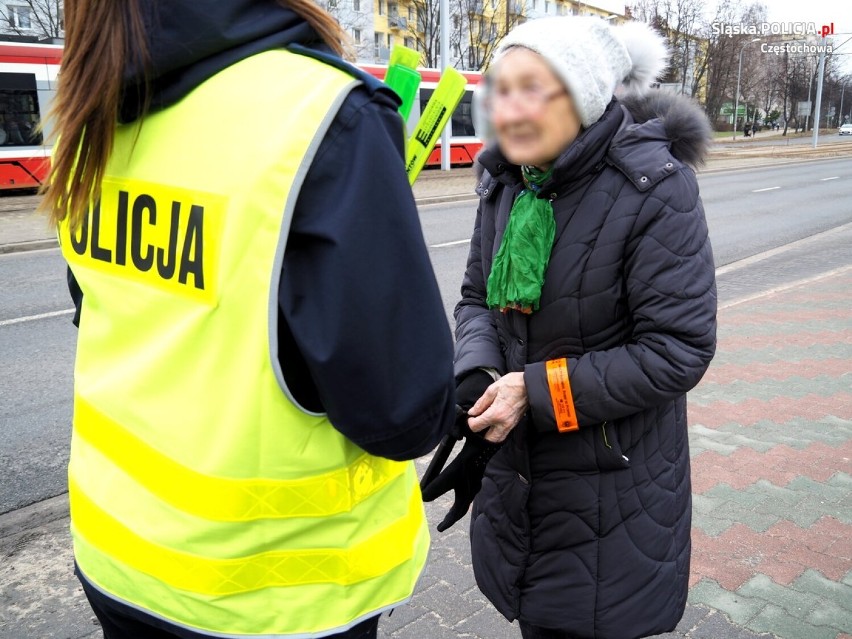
left=1, top=157, right=851, bottom=515
left=687, top=157, right=852, bottom=265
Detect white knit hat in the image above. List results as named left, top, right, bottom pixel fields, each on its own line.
left=490, top=17, right=669, bottom=127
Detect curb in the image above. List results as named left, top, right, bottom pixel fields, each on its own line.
left=415, top=193, right=477, bottom=206
left=0, top=493, right=69, bottom=553
left=0, top=238, right=59, bottom=254
left=697, top=155, right=852, bottom=174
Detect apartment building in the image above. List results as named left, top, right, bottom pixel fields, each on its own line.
left=324, top=0, right=627, bottom=69
left=0, top=2, right=63, bottom=39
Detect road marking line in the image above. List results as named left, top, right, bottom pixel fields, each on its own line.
left=715, top=221, right=852, bottom=276
left=0, top=308, right=74, bottom=327
left=752, top=186, right=781, bottom=192
left=820, top=176, right=839, bottom=181
left=430, top=239, right=471, bottom=248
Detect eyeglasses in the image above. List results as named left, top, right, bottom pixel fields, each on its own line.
left=483, top=85, right=567, bottom=114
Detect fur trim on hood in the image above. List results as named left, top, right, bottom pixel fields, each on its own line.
left=619, top=90, right=713, bottom=169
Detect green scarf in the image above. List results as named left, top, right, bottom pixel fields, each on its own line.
left=486, top=165, right=555, bottom=314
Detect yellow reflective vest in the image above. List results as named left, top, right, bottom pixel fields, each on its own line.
left=59, top=49, right=430, bottom=637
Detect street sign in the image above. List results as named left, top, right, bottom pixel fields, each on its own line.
left=797, top=101, right=812, bottom=117
left=721, top=103, right=747, bottom=116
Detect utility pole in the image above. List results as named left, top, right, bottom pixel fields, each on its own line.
left=804, top=60, right=814, bottom=133
left=812, top=37, right=826, bottom=148
left=733, top=38, right=761, bottom=141
left=440, top=0, right=451, bottom=171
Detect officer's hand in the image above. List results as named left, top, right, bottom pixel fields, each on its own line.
left=420, top=408, right=502, bottom=532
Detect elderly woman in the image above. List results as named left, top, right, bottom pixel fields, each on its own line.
left=422, top=16, right=717, bottom=639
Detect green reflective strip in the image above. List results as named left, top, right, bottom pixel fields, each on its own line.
left=73, top=395, right=406, bottom=521
left=71, top=478, right=426, bottom=594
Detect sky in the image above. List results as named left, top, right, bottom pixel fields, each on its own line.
left=591, top=0, right=852, bottom=74
left=591, top=0, right=845, bottom=27
left=716, top=0, right=851, bottom=74
left=759, top=0, right=845, bottom=28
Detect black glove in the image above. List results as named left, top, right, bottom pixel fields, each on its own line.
left=455, top=369, right=495, bottom=411
left=420, top=369, right=493, bottom=476
left=420, top=407, right=503, bottom=532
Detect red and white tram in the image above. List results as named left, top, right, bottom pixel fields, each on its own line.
left=0, top=41, right=482, bottom=191
left=0, top=41, right=61, bottom=190
left=360, top=63, right=484, bottom=167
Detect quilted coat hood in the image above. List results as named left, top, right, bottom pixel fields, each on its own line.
left=616, top=90, right=713, bottom=169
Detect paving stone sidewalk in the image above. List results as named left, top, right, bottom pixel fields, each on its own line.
left=683, top=266, right=852, bottom=639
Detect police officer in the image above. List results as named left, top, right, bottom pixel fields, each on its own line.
left=43, top=1, right=456, bottom=638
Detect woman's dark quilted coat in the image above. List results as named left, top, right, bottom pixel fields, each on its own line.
left=454, top=92, right=717, bottom=639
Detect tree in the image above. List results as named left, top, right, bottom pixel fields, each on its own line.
left=817, top=48, right=845, bottom=129
left=454, top=0, right=527, bottom=71
left=0, top=0, right=64, bottom=40
left=701, top=1, right=767, bottom=127
left=757, top=55, right=780, bottom=126
left=629, top=0, right=702, bottom=95
left=409, top=0, right=527, bottom=70
left=629, top=0, right=790, bottom=131
left=319, top=0, right=375, bottom=61
left=788, top=53, right=814, bottom=132
left=830, top=74, right=852, bottom=127
left=409, top=0, right=442, bottom=67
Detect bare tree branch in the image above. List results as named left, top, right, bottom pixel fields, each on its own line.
left=0, top=0, right=64, bottom=39
left=407, top=0, right=526, bottom=70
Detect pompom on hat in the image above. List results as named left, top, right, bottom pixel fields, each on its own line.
left=489, top=17, right=669, bottom=127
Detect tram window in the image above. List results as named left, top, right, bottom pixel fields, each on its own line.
left=0, top=73, right=42, bottom=146
left=419, top=89, right=477, bottom=137
left=452, top=91, right=476, bottom=136
left=419, top=88, right=433, bottom=122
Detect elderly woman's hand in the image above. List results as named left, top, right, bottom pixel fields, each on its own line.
left=467, top=372, right=528, bottom=443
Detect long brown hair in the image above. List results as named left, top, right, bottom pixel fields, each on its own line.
left=41, top=0, right=352, bottom=229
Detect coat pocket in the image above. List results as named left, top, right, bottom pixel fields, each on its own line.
left=594, top=420, right=631, bottom=471
left=530, top=421, right=630, bottom=473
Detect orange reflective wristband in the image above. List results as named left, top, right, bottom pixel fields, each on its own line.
left=545, top=358, right=579, bottom=433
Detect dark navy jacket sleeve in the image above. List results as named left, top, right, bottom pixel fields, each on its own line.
left=277, top=84, right=456, bottom=461
left=453, top=198, right=509, bottom=381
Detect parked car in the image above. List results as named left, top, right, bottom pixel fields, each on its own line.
left=840, top=124, right=852, bottom=136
